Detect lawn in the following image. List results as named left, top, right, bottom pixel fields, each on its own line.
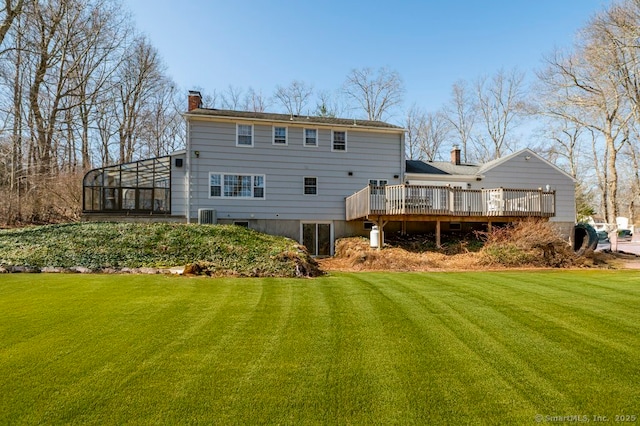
left=1, top=271, right=639, bottom=424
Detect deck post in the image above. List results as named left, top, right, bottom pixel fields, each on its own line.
left=436, top=219, right=441, bottom=248
left=376, top=218, right=388, bottom=250
left=487, top=221, right=492, bottom=232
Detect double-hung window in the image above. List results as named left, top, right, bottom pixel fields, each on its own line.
left=332, top=130, right=346, bottom=151
left=304, top=177, right=317, bottom=195
left=304, top=128, right=318, bottom=147
left=210, top=173, right=265, bottom=198
left=273, top=126, right=287, bottom=145
left=237, top=124, right=253, bottom=147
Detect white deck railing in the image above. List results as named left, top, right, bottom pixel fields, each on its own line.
left=346, top=185, right=556, bottom=221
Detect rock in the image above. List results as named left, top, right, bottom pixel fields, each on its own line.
left=41, top=266, right=65, bottom=273
left=69, top=266, right=92, bottom=274
left=11, top=265, right=40, bottom=273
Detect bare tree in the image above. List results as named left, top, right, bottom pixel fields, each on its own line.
left=473, top=68, right=526, bottom=161
left=114, top=36, right=164, bottom=163
left=443, top=80, right=476, bottom=163
left=536, top=3, right=636, bottom=226
left=404, top=104, right=450, bottom=161
left=243, top=87, right=270, bottom=112
left=314, top=89, right=345, bottom=118
left=418, top=111, right=451, bottom=161
left=404, top=104, right=425, bottom=160
left=342, top=67, right=404, bottom=121
left=137, top=82, right=184, bottom=158
left=0, top=0, right=27, bottom=51
left=220, top=85, right=244, bottom=110
left=273, top=80, right=313, bottom=115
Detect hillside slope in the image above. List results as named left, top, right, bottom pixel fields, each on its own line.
left=0, top=223, right=320, bottom=277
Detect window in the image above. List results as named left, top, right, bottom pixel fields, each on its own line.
left=237, top=124, right=253, bottom=146
left=369, top=179, right=388, bottom=195
left=332, top=131, right=346, bottom=151
left=233, top=221, right=249, bottom=228
left=304, top=128, right=318, bottom=147
left=304, top=177, right=317, bottom=195
left=210, top=173, right=265, bottom=198
left=273, top=126, right=287, bottom=145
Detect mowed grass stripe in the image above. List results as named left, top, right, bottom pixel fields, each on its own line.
left=384, top=272, right=640, bottom=413
left=355, top=273, right=554, bottom=421
left=1, top=272, right=640, bottom=424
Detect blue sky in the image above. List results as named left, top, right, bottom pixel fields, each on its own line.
left=125, top=0, right=611, bottom=121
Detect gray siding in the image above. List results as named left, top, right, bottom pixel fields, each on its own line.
left=480, top=151, right=576, bottom=223
left=186, top=120, right=404, bottom=221
left=170, top=153, right=187, bottom=216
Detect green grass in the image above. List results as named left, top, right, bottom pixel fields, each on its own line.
left=1, top=271, right=639, bottom=424
left=0, top=222, right=316, bottom=276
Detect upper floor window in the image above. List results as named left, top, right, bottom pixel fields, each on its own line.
left=304, top=177, right=317, bottom=195
left=210, top=173, right=265, bottom=198
left=273, top=126, right=287, bottom=145
left=332, top=130, right=346, bottom=151
left=304, top=128, right=318, bottom=147
left=237, top=124, right=253, bottom=147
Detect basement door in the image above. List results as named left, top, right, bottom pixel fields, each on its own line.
left=301, top=222, right=333, bottom=256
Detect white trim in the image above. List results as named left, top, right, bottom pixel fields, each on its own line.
left=303, top=128, right=318, bottom=147
left=209, top=172, right=265, bottom=199
left=300, top=221, right=334, bottom=256
left=479, top=148, right=577, bottom=182
left=303, top=176, right=318, bottom=196
left=236, top=124, right=254, bottom=147
left=331, top=130, right=347, bottom=152
left=272, top=125, right=288, bottom=146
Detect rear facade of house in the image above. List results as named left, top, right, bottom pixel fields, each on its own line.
left=83, top=91, right=576, bottom=255
left=83, top=91, right=405, bottom=256
left=182, top=92, right=405, bottom=255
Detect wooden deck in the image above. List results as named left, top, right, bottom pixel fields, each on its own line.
left=346, top=185, right=556, bottom=222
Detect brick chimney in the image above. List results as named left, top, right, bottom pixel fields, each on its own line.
left=188, top=90, right=202, bottom=111
left=451, top=146, right=461, bottom=165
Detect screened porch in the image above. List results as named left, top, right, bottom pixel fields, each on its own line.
left=83, top=156, right=171, bottom=214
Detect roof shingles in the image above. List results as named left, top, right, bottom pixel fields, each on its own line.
left=186, top=108, right=404, bottom=130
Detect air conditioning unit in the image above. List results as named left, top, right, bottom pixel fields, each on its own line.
left=198, top=208, right=217, bottom=224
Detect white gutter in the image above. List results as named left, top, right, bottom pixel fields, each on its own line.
left=405, top=173, right=485, bottom=183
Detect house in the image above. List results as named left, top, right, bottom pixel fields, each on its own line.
left=82, top=91, right=576, bottom=255
left=84, top=91, right=405, bottom=256
left=347, top=147, right=576, bottom=247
